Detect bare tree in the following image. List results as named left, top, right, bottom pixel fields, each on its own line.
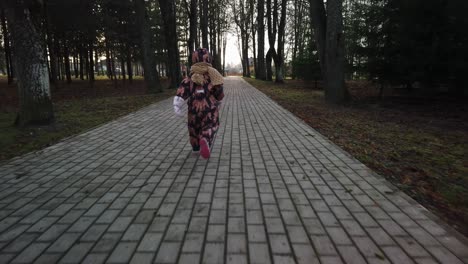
left=232, top=0, right=252, bottom=77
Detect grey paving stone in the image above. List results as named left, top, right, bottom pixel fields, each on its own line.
left=107, top=216, right=133, bottom=232
left=80, top=224, right=108, bottom=242
left=59, top=242, right=94, bottom=263
left=181, top=232, right=204, bottom=252
left=179, top=253, right=201, bottom=264
left=2, top=233, right=37, bottom=253
left=136, top=232, right=162, bottom=253
left=129, top=252, right=154, bottom=264
left=227, top=233, right=247, bottom=254
left=227, top=254, right=248, bottom=264
left=202, top=243, right=224, bottom=264
left=269, top=234, right=292, bottom=255
left=81, top=253, right=108, bottom=264
left=107, top=242, right=137, bottom=263
left=34, top=253, right=62, bottom=264
left=92, top=233, right=121, bottom=253
left=0, top=77, right=466, bottom=264
left=10, top=242, right=49, bottom=263
left=292, top=244, right=319, bottom=264
left=36, top=224, right=69, bottom=242
left=122, top=224, right=147, bottom=241
left=154, top=242, right=181, bottom=263
left=46, top=233, right=80, bottom=253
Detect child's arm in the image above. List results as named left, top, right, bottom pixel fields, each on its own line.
left=212, top=84, right=224, bottom=102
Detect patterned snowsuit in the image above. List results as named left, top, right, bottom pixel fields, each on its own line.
left=175, top=49, right=224, bottom=151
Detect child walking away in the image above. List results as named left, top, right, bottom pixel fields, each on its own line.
left=173, top=48, right=225, bottom=159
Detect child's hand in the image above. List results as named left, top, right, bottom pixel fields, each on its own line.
left=173, top=96, right=185, bottom=117
left=174, top=106, right=184, bottom=117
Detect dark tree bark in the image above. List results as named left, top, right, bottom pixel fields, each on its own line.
left=126, top=44, right=133, bottom=83
left=0, top=7, right=13, bottom=84
left=159, top=0, right=182, bottom=88
left=84, top=46, right=89, bottom=80
left=94, top=49, right=99, bottom=76
left=73, top=55, right=78, bottom=78
left=4, top=0, right=54, bottom=126
left=308, top=0, right=326, bottom=73
left=105, top=36, right=112, bottom=80
left=53, top=35, right=62, bottom=81
left=309, top=0, right=348, bottom=103
left=88, top=39, right=94, bottom=83
left=256, top=0, right=266, bottom=80
left=135, top=0, right=162, bottom=93
left=185, top=0, right=197, bottom=65
left=201, top=0, right=209, bottom=48
left=43, top=2, right=57, bottom=84
left=222, top=35, right=226, bottom=75
left=64, top=40, right=71, bottom=83
left=121, top=54, right=126, bottom=82
left=324, top=0, right=346, bottom=103
left=250, top=0, right=257, bottom=77
left=265, top=0, right=278, bottom=81
left=275, top=0, right=287, bottom=83
left=79, top=43, right=84, bottom=80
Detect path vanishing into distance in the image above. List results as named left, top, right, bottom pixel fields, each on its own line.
left=0, top=77, right=467, bottom=264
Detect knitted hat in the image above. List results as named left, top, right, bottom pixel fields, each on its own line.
left=192, top=48, right=212, bottom=64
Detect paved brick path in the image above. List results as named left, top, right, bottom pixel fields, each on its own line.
left=0, top=77, right=467, bottom=264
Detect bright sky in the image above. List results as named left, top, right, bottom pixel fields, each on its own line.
left=225, top=33, right=241, bottom=65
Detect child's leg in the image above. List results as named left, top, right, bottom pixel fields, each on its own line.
left=188, top=114, right=201, bottom=151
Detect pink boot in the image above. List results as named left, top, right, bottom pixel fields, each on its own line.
left=199, top=138, right=210, bottom=159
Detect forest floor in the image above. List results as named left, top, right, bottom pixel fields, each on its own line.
left=0, top=77, right=174, bottom=162
left=244, top=77, right=468, bottom=236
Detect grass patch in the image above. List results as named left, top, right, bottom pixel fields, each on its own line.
left=0, top=90, right=174, bottom=162
left=244, top=77, right=468, bottom=235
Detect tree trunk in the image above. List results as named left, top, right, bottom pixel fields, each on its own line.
left=257, top=0, right=266, bottom=80
left=121, top=54, right=126, bottom=82
left=0, top=7, right=13, bottom=84
left=266, top=48, right=273, bottom=81
left=94, top=49, right=99, bottom=76
left=308, top=0, right=327, bottom=76
left=126, top=44, right=133, bottom=83
left=266, top=0, right=278, bottom=81
left=73, top=54, right=78, bottom=78
left=275, top=0, right=287, bottom=83
left=309, top=0, right=348, bottom=104
left=135, top=0, right=162, bottom=93
left=201, top=0, right=209, bottom=48
left=188, top=0, right=197, bottom=65
left=4, top=0, right=54, bottom=126
left=88, top=39, right=94, bottom=83
left=64, top=41, right=72, bottom=83
left=159, top=0, right=181, bottom=88
left=324, top=0, right=347, bottom=103
left=79, top=44, right=84, bottom=80
left=222, top=35, right=226, bottom=75
left=105, top=37, right=112, bottom=80
left=243, top=32, right=250, bottom=77
left=250, top=0, right=257, bottom=77
left=43, top=3, right=57, bottom=84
